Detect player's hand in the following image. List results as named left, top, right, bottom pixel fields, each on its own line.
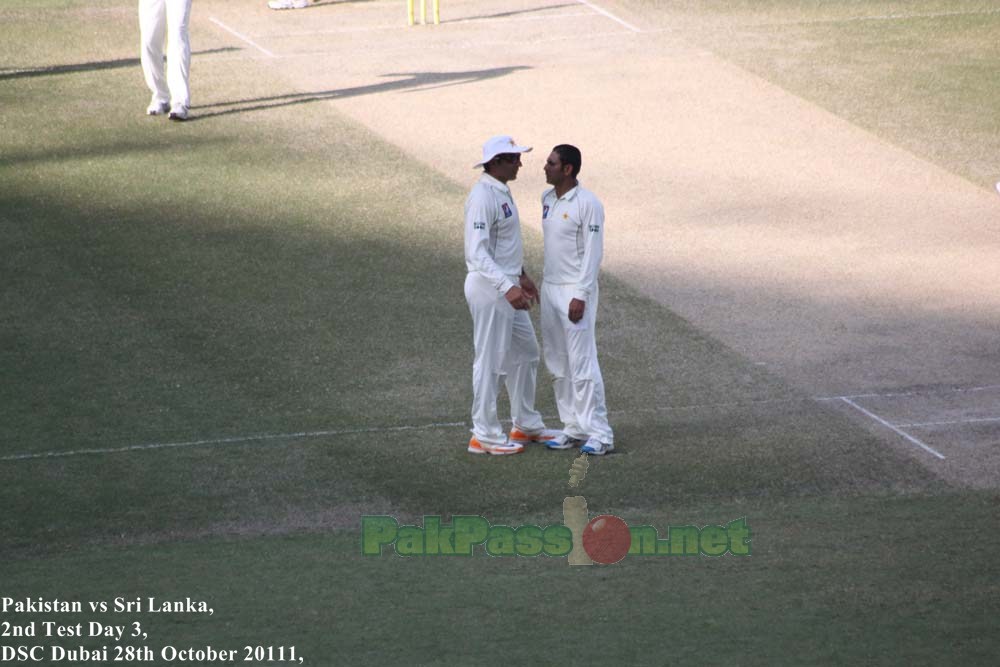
left=519, top=273, right=539, bottom=306
left=505, top=286, right=531, bottom=310
left=568, top=298, right=585, bottom=323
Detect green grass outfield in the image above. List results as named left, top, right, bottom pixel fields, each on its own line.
left=1, top=1, right=998, bottom=664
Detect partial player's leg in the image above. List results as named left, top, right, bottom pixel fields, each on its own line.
left=165, top=0, right=192, bottom=119
left=561, top=288, right=614, bottom=452
left=138, top=0, right=170, bottom=114
left=541, top=282, right=587, bottom=441
left=464, top=273, right=521, bottom=454
left=506, top=309, right=558, bottom=443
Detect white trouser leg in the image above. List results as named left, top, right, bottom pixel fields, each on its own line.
left=465, top=273, right=514, bottom=445
left=541, top=282, right=614, bottom=443
left=165, top=0, right=192, bottom=108
left=541, top=284, right=585, bottom=439
left=504, top=309, right=545, bottom=433
left=139, top=0, right=169, bottom=103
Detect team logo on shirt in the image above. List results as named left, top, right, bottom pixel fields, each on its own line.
left=589, top=224, right=600, bottom=232
left=542, top=205, right=550, bottom=219
left=473, top=222, right=486, bottom=230
left=501, top=203, right=512, bottom=219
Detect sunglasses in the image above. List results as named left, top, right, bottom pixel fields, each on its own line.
left=495, top=153, right=522, bottom=164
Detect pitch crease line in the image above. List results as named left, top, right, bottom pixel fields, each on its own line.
left=814, top=383, right=1000, bottom=401
left=839, top=398, right=946, bottom=460
left=0, top=421, right=467, bottom=462
left=787, top=8, right=1000, bottom=26
left=9, top=383, right=997, bottom=462
left=209, top=17, right=276, bottom=58
left=897, top=416, right=1000, bottom=428
left=574, top=0, right=641, bottom=33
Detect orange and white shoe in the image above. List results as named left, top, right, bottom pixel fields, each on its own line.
left=468, top=437, right=524, bottom=456
left=508, top=427, right=564, bottom=446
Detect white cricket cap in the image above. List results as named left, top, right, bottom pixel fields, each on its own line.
left=474, top=135, right=532, bottom=168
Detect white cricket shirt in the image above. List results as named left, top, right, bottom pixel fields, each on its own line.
left=464, top=173, right=524, bottom=295
left=541, top=184, right=605, bottom=301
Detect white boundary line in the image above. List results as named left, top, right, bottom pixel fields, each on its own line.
left=839, top=398, right=946, bottom=460
left=209, top=17, right=276, bottom=58
left=574, top=0, right=641, bottom=33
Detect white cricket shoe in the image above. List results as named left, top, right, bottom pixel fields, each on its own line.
left=146, top=99, right=170, bottom=116
left=580, top=437, right=614, bottom=456
left=168, top=104, right=189, bottom=121
left=467, top=437, right=524, bottom=456
left=268, top=0, right=309, bottom=9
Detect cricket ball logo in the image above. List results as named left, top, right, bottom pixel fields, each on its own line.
left=563, top=454, right=631, bottom=565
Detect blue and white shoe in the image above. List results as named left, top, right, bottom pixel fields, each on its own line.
left=545, top=433, right=585, bottom=450
left=580, top=437, right=614, bottom=456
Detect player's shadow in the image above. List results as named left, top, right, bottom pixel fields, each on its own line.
left=191, top=66, right=530, bottom=121
left=0, top=48, right=240, bottom=81
left=443, top=2, right=577, bottom=23
left=280, top=0, right=382, bottom=8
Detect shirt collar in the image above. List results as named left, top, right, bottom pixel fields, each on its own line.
left=556, top=184, right=580, bottom=201
left=480, top=172, right=510, bottom=194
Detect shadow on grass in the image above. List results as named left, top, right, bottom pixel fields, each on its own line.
left=0, top=136, right=234, bottom=167
left=0, top=179, right=944, bottom=554
left=191, top=67, right=530, bottom=120
left=0, top=48, right=240, bottom=81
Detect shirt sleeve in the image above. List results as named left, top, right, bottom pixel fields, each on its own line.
left=465, top=186, right=516, bottom=295
left=573, top=195, right=604, bottom=302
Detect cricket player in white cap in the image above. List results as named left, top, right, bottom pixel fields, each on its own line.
left=539, top=144, right=615, bottom=455
left=464, top=135, right=562, bottom=455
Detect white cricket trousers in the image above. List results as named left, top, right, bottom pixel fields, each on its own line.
left=139, top=0, right=192, bottom=108
left=464, top=272, right=545, bottom=445
left=541, top=282, right=614, bottom=444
